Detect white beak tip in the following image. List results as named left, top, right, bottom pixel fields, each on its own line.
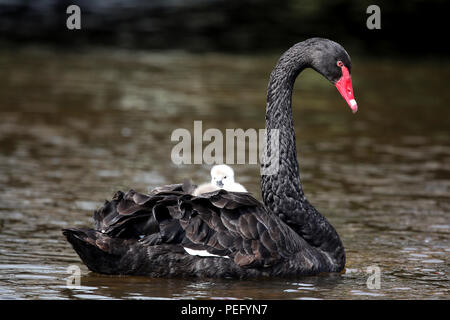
left=349, top=99, right=358, bottom=113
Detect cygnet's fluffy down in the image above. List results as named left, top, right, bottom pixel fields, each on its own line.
left=192, top=165, right=247, bottom=196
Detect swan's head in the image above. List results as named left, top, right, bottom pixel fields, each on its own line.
left=210, top=165, right=235, bottom=188
left=305, top=38, right=358, bottom=113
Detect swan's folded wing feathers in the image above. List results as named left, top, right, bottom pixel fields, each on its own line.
left=94, top=198, right=120, bottom=232
left=209, top=194, right=229, bottom=209
left=209, top=211, right=227, bottom=232
left=256, top=219, right=266, bottom=236
left=185, top=216, right=210, bottom=243
left=239, top=210, right=259, bottom=239
left=219, top=211, right=239, bottom=234
left=234, top=252, right=258, bottom=268
left=158, top=219, right=185, bottom=243
left=132, top=192, right=152, bottom=205
left=92, top=187, right=287, bottom=269
left=209, top=190, right=259, bottom=209
left=260, top=230, right=278, bottom=252
left=117, top=198, right=142, bottom=215
left=237, top=215, right=251, bottom=239
left=241, top=238, right=253, bottom=255
left=94, top=189, right=173, bottom=237
left=220, top=208, right=242, bottom=231
left=217, top=232, right=235, bottom=248
left=182, top=179, right=197, bottom=194
left=166, top=205, right=181, bottom=219
left=178, top=191, right=284, bottom=268
left=149, top=183, right=184, bottom=194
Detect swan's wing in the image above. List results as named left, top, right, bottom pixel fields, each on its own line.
left=154, top=189, right=297, bottom=268
left=93, top=184, right=186, bottom=237
left=93, top=187, right=297, bottom=269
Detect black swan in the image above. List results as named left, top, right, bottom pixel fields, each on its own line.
left=63, top=38, right=357, bottom=278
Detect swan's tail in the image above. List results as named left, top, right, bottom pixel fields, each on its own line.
left=62, top=228, right=145, bottom=275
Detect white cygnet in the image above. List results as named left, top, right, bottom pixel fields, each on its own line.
left=192, top=165, right=247, bottom=196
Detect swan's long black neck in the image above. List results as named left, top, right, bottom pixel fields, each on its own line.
left=261, top=43, right=345, bottom=268
left=261, top=43, right=309, bottom=217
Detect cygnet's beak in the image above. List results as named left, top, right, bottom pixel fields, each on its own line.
left=216, top=180, right=224, bottom=188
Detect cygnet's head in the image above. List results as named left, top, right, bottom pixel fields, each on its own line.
left=210, top=165, right=235, bottom=188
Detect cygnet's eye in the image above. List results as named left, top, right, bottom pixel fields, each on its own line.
left=223, top=176, right=227, bottom=179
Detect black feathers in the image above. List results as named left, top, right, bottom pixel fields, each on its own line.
left=64, top=186, right=343, bottom=277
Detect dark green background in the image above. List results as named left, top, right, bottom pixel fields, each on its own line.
left=0, top=0, right=448, bottom=58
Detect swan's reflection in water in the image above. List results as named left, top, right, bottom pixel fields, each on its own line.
left=0, top=47, right=448, bottom=299
left=57, top=272, right=344, bottom=300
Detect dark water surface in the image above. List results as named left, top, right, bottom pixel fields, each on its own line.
left=0, top=47, right=449, bottom=299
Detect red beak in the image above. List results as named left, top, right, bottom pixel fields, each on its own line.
left=335, top=65, right=357, bottom=113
